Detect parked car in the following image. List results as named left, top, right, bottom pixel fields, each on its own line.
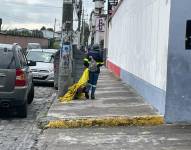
left=0, top=43, right=36, bottom=118
left=26, top=49, right=58, bottom=84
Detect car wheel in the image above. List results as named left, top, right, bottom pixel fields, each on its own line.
left=17, top=101, right=27, bottom=118
left=28, top=83, right=34, bottom=104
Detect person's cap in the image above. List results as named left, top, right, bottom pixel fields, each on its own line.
left=92, top=44, right=100, bottom=51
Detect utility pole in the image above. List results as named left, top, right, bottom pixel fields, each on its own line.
left=58, top=0, right=74, bottom=96
left=0, top=18, right=2, bottom=32
left=77, top=0, right=82, bottom=31
left=53, top=18, right=57, bottom=38
left=81, top=8, right=85, bottom=46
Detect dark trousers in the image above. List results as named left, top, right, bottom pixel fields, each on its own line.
left=85, top=71, right=99, bottom=96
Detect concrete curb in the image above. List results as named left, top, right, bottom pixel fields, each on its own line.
left=43, top=115, right=164, bottom=129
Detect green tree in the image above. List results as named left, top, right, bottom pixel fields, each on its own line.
left=40, top=26, right=46, bottom=30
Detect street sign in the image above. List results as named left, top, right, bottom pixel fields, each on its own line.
left=61, top=44, right=71, bottom=56
left=96, top=17, right=105, bottom=32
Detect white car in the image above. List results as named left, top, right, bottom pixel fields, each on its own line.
left=26, top=49, right=58, bottom=84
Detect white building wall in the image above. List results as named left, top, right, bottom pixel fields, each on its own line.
left=108, top=0, right=171, bottom=90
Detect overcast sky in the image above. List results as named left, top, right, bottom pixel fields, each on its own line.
left=0, top=0, right=95, bottom=31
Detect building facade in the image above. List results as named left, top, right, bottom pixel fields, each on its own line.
left=89, top=0, right=106, bottom=46
left=107, top=0, right=191, bottom=123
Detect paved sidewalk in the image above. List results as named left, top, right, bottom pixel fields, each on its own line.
left=36, top=125, right=191, bottom=150
left=40, top=68, right=164, bottom=128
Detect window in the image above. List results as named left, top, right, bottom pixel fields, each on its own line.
left=27, top=51, right=54, bottom=63
left=0, top=47, right=16, bottom=69
left=17, top=47, right=27, bottom=67
left=186, top=20, right=191, bottom=49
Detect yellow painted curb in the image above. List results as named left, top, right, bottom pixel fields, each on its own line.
left=45, top=116, right=164, bottom=129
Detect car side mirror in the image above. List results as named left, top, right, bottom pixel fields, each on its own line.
left=28, top=60, right=36, bottom=66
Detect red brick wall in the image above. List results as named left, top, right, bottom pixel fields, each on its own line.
left=0, top=34, right=49, bottom=49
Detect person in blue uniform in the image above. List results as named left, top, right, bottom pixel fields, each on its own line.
left=83, top=44, right=104, bottom=99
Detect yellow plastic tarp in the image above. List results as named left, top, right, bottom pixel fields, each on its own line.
left=59, top=68, right=89, bottom=103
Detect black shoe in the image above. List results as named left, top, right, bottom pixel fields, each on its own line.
left=91, top=95, right=95, bottom=100
left=85, top=92, right=89, bottom=99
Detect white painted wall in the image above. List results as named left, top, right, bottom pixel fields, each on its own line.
left=108, top=0, right=171, bottom=90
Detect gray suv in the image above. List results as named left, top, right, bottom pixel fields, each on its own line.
left=0, top=43, right=36, bottom=118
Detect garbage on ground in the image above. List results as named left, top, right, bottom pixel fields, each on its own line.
left=59, top=68, right=89, bottom=103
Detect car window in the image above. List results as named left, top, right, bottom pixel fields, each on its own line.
left=27, top=44, right=41, bottom=49
left=27, top=51, right=54, bottom=63
left=0, top=47, right=16, bottom=69
left=17, top=49, right=27, bottom=67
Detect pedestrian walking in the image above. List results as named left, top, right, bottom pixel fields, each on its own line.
left=83, top=44, right=104, bottom=99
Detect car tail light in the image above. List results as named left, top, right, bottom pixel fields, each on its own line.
left=15, top=69, right=26, bottom=86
